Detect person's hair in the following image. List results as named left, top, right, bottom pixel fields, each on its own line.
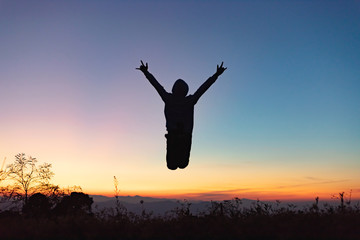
left=172, top=79, right=189, bottom=97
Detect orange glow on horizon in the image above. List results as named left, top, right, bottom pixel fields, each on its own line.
left=88, top=188, right=359, bottom=202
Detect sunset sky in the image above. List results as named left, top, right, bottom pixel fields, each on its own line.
left=1, top=0, right=359, bottom=201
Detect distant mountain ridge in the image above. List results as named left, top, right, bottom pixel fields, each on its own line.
left=90, top=195, right=342, bottom=216
left=91, top=194, right=180, bottom=204
left=91, top=194, right=213, bottom=215
left=90, top=195, right=293, bottom=215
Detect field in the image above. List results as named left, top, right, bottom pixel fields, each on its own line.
left=0, top=193, right=359, bottom=240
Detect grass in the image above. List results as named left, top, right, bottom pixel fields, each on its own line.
left=0, top=193, right=359, bottom=240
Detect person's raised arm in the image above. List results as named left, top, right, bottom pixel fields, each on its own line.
left=193, top=62, right=227, bottom=103
left=136, top=60, right=167, bottom=101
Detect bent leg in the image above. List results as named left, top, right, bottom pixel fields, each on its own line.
left=178, top=134, right=192, bottom=169
left=165, top=133, right=178, bottom=170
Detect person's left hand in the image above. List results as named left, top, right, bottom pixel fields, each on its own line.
left=136, top=60, right=148, bottom=72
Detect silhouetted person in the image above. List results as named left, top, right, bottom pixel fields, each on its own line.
left=137, top=61, right=227, bottom=170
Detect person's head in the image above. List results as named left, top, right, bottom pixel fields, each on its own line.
left=172, top=79, right=189, bottom=97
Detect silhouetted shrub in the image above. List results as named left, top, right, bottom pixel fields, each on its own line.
left=53, top=192, right=93, bottom=216
left=22, top=193, right=51, bottom=218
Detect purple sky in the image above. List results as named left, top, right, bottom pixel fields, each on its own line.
left=0, top=0, right=359, bottom=200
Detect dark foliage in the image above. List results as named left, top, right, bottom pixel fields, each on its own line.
left=22, top=193, right=51, bottom=218
left=0, top=193, right=359, bottom=240
left=53, top=192, right=93, bottom=216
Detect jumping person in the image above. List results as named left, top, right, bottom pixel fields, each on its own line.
left=137, top=61, right=227, bottom=170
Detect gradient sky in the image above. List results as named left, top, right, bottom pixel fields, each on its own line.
left=1, top=0, right=359, bottom=201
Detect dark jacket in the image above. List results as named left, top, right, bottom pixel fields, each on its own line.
left=143, top=71, right=218, bottom=133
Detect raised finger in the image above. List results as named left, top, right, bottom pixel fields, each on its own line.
left=220, top=62, right=224, bottom=68
left=141, top=60, right=144, bottom=66
left=146, top=62, right=148, bottom=68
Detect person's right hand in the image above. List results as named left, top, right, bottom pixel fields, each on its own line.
left=136, top=60, right=148, bottom=72
left=215, top=62, right=227, bottom=76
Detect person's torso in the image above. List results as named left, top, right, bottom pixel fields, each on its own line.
left=164, top=95, right=195, bottom=133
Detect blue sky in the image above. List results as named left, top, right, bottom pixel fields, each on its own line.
left=0, top=0, right=359, bottom=199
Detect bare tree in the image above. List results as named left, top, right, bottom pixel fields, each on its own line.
left=6, top=153, right=54, bottom=205
left=0, top=157, right=8, bottom=206
left=0, top=157, right=7, bottom=182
